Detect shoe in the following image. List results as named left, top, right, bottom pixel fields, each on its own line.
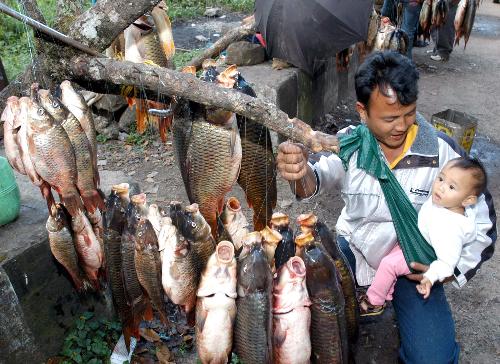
left=426, top=49, right=436, bottom=54
left=358, top=294, right=386, bottom=317
left=430, top=54, right=448, bottom=62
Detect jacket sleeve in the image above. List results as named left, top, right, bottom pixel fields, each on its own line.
left=307, top=152, right=345, bottom=198
left=437, top=133, right=497, bottom=288
left=423, top=221, right=464, bottom=284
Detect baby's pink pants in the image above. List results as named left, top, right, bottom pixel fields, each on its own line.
left=366, top=245, right=411, bottom=306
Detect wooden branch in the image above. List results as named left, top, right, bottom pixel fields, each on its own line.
left=71, top=56, right=339, bottom=153
left=68, top=0, right=161, bottom=51
left=186, top=20, right=257, bottom=70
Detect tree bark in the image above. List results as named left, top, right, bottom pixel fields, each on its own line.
left=68, top=0, right=161, bottom=51
left=71, top=56, right=339, bottom=153
left=186, top=20, right=257, bottom=70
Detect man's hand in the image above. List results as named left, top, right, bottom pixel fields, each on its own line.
left=416, top=277, right=433, bottom=299
left=276, top=142, right=309, bottom=181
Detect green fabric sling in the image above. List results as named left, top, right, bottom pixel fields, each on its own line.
left=338, top=124, right=437, bottom=269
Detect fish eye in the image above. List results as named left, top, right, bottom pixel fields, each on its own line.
left=191, top=222, right=196, bottom=228
left=37, top=108, right=45, bottom=116
left=52, top=99, right=60, bottom=108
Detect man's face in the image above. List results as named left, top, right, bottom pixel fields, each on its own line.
left=432, top=162, right=477, bottom=212
left=356, top=86, right=417, bottom=151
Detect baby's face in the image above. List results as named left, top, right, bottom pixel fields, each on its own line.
left=432, top=164, right=475, bottom=211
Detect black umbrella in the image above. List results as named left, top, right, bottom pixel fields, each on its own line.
left=255, top=0, right=373, bottom=75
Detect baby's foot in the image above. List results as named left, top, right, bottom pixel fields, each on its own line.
left=358, top=294, right=386, bottom=317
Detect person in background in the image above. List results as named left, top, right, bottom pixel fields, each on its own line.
left=381, top=0, right=423, bottom=59
left=428, top=0, right=459, bottom=62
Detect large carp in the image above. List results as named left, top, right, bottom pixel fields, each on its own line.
left=297, top=213, right=359, bottom=345
left=272, top=256, right=312, bottom=364
left=296, top=232, right=348, bottom=364
left=233, top=72, right=277, bottom=231
left=234, top=233, right=273, bottom=363
left=271, top=212, right=296, bottom=270
left=172, top=65, right=242, bottom=238
left=196, top=241, right=237, bottom=364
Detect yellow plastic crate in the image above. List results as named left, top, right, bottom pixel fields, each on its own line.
left=431, top=109, right=478, bottom=153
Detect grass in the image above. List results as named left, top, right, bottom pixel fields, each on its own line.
left=0, top=0, right=254, bottom=81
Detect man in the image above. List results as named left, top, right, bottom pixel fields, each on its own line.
left=429, top=0, right=459, bottom=62
left=276, top=51, right=496, bottom=363
left=381, top=0, right=423, bottom=59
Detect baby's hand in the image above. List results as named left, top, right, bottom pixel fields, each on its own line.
left=416, top=277, right=433, bottom=299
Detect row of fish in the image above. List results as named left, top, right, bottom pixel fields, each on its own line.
left=420, top=0, right=450, bottom=40
left=454, top=0, right=479, bottom=47
left=1, top=81, right=104, bottom=217
left=366, top=9, right=409, bottom=55
left=100, top=179, right=358, bottom=363
left=172, top=62, right=277, bottom=240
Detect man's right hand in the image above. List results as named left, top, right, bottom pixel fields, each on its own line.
left=276, top=142, right=309, bottom=181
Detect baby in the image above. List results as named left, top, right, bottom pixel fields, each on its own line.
left=359, top=156, right=486, bottom=315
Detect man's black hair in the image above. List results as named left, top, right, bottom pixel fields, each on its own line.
left=449, top=156, right=488, bottom=196
left=354, top=51, right=419, bottom=109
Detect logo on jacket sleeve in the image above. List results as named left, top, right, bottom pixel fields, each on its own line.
left=410, top=188, right=429, bottom=197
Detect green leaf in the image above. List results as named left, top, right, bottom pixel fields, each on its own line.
left=71, top=352, right=83, bottom=364
left=76, top=319, right=85, bottom=330
left=88, top=321, right=100, bottom=331
left=81, top=311, right=94, bottom=321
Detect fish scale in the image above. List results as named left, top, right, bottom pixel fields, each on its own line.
left=234, top=292, right=272, bottom=364
left=135, top=220, right=168, bottom=323
left=237, top=117, right=277, bottom=231
left=310, top=295, right=346, bottom=364
left=186, top=116, right=242, bottom=235
left=104, top=228, right=129, bottom=316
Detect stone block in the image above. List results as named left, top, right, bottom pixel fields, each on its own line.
left=226, top=41, right=265, bottom=66
left=94, top=114, right=120, bottom=140
left=119, top=105, right=136, bottom=132
left=92, top=94, right=127, bottom=113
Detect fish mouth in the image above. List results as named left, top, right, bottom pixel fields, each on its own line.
left=286, top=256, right=306, bottom=277
left=216, top=241, right=235, bottom=263
left=296, top=212, right=317, bottom=228
left=295, top=231, right=314, bottom=247
left=131, top=193, right=147, bottom=205
left=260, top=226, right=282, bottom=245
left=241, top=231, right=262, bottom=247
left=226, top=197, right=241, bottom=212
left=271, top=212, right=289, bottom=228
left=112, top=183, right=130, bottom=194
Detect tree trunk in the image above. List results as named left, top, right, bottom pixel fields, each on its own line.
left=186, top=20, right=257, bottom=70
left=71, top=56, right=339, bottom=153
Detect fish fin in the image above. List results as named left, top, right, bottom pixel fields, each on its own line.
left=136, top=99, right=148, bottom=134
left=39, top=182, right=56, bottom=216
left=62, top=191, right=83, bottom=217
left=253, top=215, right=266, bottom=232
left=273, top=319, right=288, bottom=348
left=143, top=301, right=154, bottom=321
left=81, top=189, right=105, bottom=213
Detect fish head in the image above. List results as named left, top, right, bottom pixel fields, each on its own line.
left=273, top=256, right=310, bottom=311
left=25, top=97, right=56, bottom=131
left=200, top=64, right=219, bottom=83
left=216, top=240, right=235, bottom=265
left=126, top=193, right=148, bottom=232
left=46, top=203, right=70, bottom=232
left=239, top=231, right=262, bottom=258
left=301, top=243, right=337, bottom=296
left=260, top=226, right=282, bottom=247
left=135, top=217, right=158, bottom=251
left=181, top=203, right=211, bottom=241
left=216, top=65, right=238, bottom=89
left=37, top=89, right=68, bottom=122
left=237, top=242, right=272, bottom=296
left=221, top=197, right=241, bottom=225
left=1, top=96, right=21, bottom=129
left=233, top=72, right=256, bottom=97
left=148, top=203, right=164, bottom=233
left=296, top=212, right=317, bottom=229
left=270, top=212, right=290, bottom=230
left=104, top=190, right=127, bottom=232
left=58, top=80, right=87, bottom=119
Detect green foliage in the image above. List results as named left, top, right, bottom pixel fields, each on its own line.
left=231, top=353, right=243, bottom=364
left=172, top=48, right=203, bottom=69
left=96, top=134, right=108, bottom=143
left=59, top=311, right=122, bottom=364
left=166, top=0, right=254, bottom=20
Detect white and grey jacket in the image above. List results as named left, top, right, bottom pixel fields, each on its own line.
left=306, top=114, right=496, bottom=287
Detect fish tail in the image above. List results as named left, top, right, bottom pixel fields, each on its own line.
left=62, top=191, right=84, bottom=217
left=159, top=114, right=173, bottom=143
left=39, top=183, right=56, bottom=216
left=81, top=189, right=105, bottom=213
left=136, top=99, right=148, bottom=134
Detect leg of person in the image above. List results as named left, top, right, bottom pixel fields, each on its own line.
left=401, top=0, right=422, bottom=59
left=366, top=245, right=410, bottom=306
left=392, top=278, right=460, bottom=364
left=434, top=2, right=459, bottom=60
left=381, top=0, right=397, bottom=22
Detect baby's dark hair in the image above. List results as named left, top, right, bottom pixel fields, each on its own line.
left=449, top=156, right=487, bottom=196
